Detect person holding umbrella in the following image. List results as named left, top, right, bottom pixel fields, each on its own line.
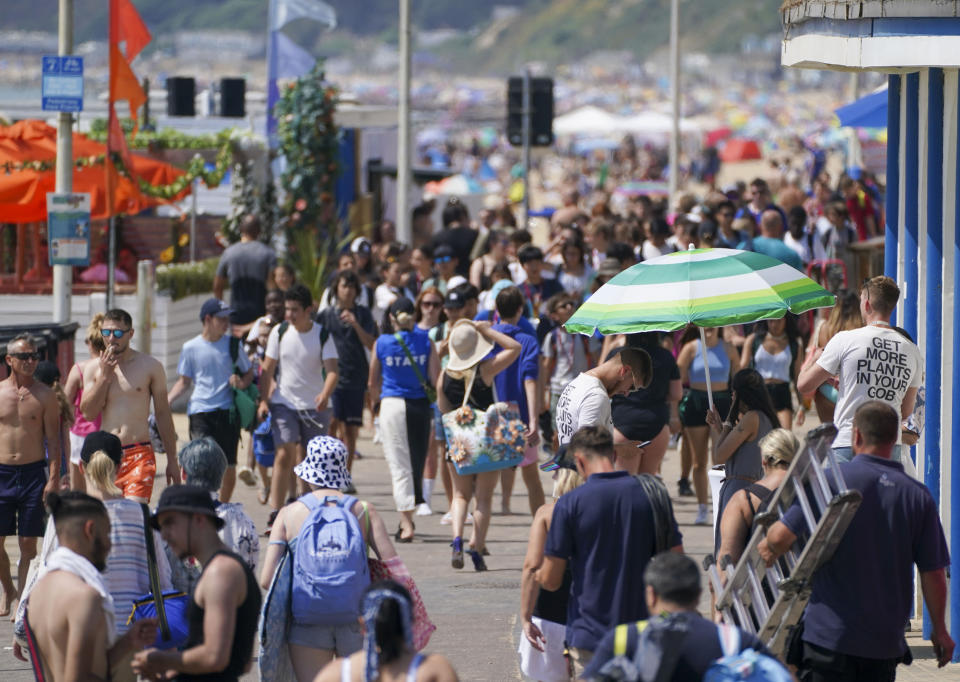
left=676, top=327, right=739, bottom=525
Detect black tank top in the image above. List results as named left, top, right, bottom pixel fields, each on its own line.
left=441, top=372, right=495, bottom=411
left=177, top=550, right=262, bottom=682
left=533, top=566, right=572, bottom=624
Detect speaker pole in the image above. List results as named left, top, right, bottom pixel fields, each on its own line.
left=522, top=68, right=531, bottom=229
left=53, top=0, right=73, bottom=324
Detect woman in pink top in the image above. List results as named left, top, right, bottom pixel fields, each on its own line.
left=63, top=314, right=105, bottom=490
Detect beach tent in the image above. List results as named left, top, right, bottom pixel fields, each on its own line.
left=719, top=138, right=762, bottom=162
left=553, top=106, right=623, bottom=135
left=0, top=120, right=186, bottom=222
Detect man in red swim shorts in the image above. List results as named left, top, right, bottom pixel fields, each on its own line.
left=81, top=308, right=179, bottom=502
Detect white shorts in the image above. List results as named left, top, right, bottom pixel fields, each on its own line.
left=518, top=616, right=569, bottom=682
left=68, top=431, right=85, bottom=466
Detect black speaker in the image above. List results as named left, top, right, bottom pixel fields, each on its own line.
left=166, top=77, right=195, bottom=117
left=506, top=76, right=554, bottom=147
left=220, top=78, right=245, bottom=118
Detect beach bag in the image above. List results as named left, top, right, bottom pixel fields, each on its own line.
left=229, top=337, right=260, bottom=430
left=253, top=415, right=275, bottom=467
left=704, top=624, right=791, bottom=682
left=441, top=369, right=526, bottom=475
left=129, top=504, right=190, bottom=650
left=291, top=494, right=369, bottom=626
left=360, top=503, right=435, bottom=650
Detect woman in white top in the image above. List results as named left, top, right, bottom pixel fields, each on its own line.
left=315, top=580, right=458, bottom=682
left=741, top=316, right=805, bottom=429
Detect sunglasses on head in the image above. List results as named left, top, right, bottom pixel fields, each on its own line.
left=434, top=256, right=452, bottom=264
left=100, top=328, right=129, bottom=339
left=9, top=351, right=39, bottom=361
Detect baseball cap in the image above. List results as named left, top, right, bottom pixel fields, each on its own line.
left=389, top=297, right=416, bottom=318
left=434, top=244, right=455, bottom=261
left=151, top=484, right=225, bottom=530
left=199, top=298, right=231, bottom=321
left=698, top=220, right=719, bottom=241
left=80, top=431, right=123, bottom=466
left=351, top=237, right=372, bottom=254
left=444, top=289, right=467, bottom=310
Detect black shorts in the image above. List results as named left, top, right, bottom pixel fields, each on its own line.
left=612, top=407, right=668, bottom=442
left=332, top=387, right=366, bottom=426
left=679, top=388, right=732, bottom=427
left=766, top=382, right=793, bottom=412
left=0, top=460, right=47, bottom=537
left=189, top=409, right=241, bottom=465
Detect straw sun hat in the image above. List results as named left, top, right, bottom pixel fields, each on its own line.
left=446, top=319, right=494, bottom=372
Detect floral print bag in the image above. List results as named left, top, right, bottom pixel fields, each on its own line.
left=441, top=368, right=526, bottom=475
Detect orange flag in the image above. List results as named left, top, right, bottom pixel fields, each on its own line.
left=109, top=43, right=146, bottom=121
left=116, top=0, right=152, bottom=61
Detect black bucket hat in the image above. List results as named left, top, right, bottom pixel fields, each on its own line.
left=151, top=484, right=224, bottom=530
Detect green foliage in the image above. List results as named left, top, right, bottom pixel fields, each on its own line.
left=155, top=257, right=220, bottom=301
left=87, top=120, right=225, bottom=150
left=222, top=160, right=279, bottom=246
left=275, top=60, right=347, bottom=300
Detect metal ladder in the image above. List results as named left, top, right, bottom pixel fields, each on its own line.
left=705, top=423, right=863, bottom=656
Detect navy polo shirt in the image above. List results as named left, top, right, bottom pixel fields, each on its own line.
left=781, top=454, right=949, bottom=659
left=583, top=612, right=772, bottom=681
left=544, top=471, right=683, bottom=651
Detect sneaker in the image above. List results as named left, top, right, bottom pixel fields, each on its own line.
left=340, top=482, right=357, bottom=494
left=237, top=467, right=256, bottom=487
left=694, top=504, right=710, bottom=525
left=441, top=511, right=453, bottom=525
left=468, top=549, right=488, bottom=572
left=415, top=503, right=433, bottom=516
left=451, top=537, right=464, bottom=569
left=677, top=478, right=695, bottom=497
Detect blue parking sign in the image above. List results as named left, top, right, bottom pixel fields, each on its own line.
left=42, top=55, right=84, bottom=112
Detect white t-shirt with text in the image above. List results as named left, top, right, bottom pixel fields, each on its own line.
left=555, top=372, right=611, bottom=445
left=817, top=324, right=922, bottom=447
left=265, top=321, right=338, bottom=410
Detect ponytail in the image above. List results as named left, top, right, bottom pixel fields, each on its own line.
left=84, top=450, right=121, bottom=496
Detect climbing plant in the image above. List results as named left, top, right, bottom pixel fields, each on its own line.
left=274, top=60, right=345, bottom=298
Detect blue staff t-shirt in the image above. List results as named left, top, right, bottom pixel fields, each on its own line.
left=377, top=328, right=431, bottom=400
left=178, top=334, right=251, bottom=415
left=544, top=471, right=683, bottom=651
left=781, top=454, right=949, bottom=659
left=491, top=322, right=539, bottom=421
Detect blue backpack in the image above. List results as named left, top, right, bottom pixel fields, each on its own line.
left=291, top=494, right=369, bottom=626
left=704, top=624, right=791, bottom=682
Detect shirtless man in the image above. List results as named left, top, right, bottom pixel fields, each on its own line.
left=0, top=333, right=60, bottom=616
left=81, top=309, right=179, bottom=503
left=23, top=491, right=156, bottom=680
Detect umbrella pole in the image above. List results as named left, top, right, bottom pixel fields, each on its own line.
left=699, top=327, right=715, bottom=412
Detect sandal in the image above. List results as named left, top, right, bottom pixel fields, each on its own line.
left=394, top=522, right=415, bottom=543
left=451, top=537, right=464, bottom=569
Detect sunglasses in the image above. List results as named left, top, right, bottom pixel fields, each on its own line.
left=9, top=351, right=39, bottom=361
left=421, top=301, right=442, bottom=309
left=100, top=328, right=130, bottom=339
left=434, top=256, right=453, bottom=264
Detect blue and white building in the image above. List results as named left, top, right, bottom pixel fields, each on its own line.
left=783, top=0, right=960, bottom=660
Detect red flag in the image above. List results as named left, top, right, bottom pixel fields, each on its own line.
left=109, top=43, right=146, bottom=122
left=116, top=0, right=152, bottom=61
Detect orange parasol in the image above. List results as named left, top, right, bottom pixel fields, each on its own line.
left=0, top=120, right=189, bottom=222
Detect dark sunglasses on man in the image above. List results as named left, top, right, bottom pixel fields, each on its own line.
left=9, top=351, right=40, bottom=361
left=101, top=328, right=129, bottom=339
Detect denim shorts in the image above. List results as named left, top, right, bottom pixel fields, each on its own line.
left=433, top=404, right=445, bottom=442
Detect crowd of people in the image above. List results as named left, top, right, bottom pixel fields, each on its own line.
left=0, top=161, right=953, bottom=681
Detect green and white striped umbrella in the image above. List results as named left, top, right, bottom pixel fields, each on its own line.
left=565, top=247, right=836, bottom=336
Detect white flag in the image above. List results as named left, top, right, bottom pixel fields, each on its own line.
left=272, top=0, right=338, bottom=31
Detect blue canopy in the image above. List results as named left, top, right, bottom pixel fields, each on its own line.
left=835, top=88, right=887, bottom=128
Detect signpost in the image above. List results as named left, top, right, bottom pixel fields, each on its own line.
left=47, top=193, right=91, bottom=267
left=42, top=55, right=84, bottom=113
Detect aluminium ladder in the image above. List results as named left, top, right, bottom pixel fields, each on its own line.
left=705, top=423, right=863, bottom=657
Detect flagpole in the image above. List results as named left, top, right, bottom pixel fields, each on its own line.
left=53, top=0, right=73, bottom=323
left=266, top=0, right=278, bottom=148
left=106, top=0, right=116, bottom=310
left=396, top=0, right=412, bottom=244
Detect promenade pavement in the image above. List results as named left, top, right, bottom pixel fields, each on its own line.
left=0, top=412, right=954, bottom=680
